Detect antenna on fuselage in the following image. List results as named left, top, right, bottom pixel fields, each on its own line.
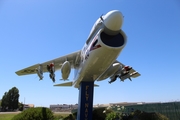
left=100, top=14, right=104, bottom=21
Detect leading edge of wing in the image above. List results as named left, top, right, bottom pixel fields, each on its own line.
left=15, top=50, right=81, bottom=76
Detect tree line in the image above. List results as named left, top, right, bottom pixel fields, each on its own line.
left=0, top=87, right=23, bottom=111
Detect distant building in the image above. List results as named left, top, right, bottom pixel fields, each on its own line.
left=94, top=104, right=109, bottom=107
left=24, top=104, right=34, bottom=110
left=109, top=102, right=146, bottom=106
left=50, top=104, right=78, bottom=112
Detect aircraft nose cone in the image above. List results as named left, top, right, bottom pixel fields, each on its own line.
left=103, top=10, right=123, bottom=31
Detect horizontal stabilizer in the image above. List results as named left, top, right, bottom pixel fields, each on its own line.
left=54, top=82, right=73, bottom=87
left=54, top=82, right=99, bottom=87
left=94, top=84, right=99, bottom=87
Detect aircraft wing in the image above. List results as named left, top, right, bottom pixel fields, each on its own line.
left=16, top=50, right=81, bottom=76
left=114, top=60, right=141, bottom=78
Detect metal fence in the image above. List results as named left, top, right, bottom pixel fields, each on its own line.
left=112, top=102, right=180, bottom=120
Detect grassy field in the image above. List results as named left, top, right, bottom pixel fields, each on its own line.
left=0, top=112, right=69, bottom=120
left=0, top=113, right=18, bottom=120
left=54, top=113, right=69, bottom=120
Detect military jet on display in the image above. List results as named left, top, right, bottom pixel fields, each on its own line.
left=16, top=10, right=140, bottom=88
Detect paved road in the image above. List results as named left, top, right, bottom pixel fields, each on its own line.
left=0, top=111, right=71, bottom=114
left=0, top=111, right=21, bottom=114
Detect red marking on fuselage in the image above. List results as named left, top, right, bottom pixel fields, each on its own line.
left=90, top=44, right=101, bottom=51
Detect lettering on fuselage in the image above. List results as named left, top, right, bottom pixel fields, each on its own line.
left=85, top=85, right=89, bottom=120
left=81, top=35, right=100, bottom=63
left=81, top=45, right=88, bottom=63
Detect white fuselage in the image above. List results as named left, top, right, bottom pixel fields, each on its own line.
left=73, top=10, right=127, bottom=88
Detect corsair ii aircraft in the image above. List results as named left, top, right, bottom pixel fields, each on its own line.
left=16, top=10, right=140, bottom=88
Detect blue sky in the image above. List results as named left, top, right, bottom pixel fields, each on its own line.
left=1, top=0, right=180, bottom=107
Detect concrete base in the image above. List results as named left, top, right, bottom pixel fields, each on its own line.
left=77, top=81, right=94, bottom=120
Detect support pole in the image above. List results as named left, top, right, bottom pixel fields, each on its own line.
left=77, top=81, right=94, bottom=120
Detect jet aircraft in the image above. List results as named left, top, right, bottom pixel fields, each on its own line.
left=16, top=10, right=140, bottom=88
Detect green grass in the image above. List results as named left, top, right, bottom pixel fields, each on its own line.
left=0, top=113, right=17, bottom=120
left=53, top=113, right=69, bottom=120
left=0, top=112, right=70, bottom=120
